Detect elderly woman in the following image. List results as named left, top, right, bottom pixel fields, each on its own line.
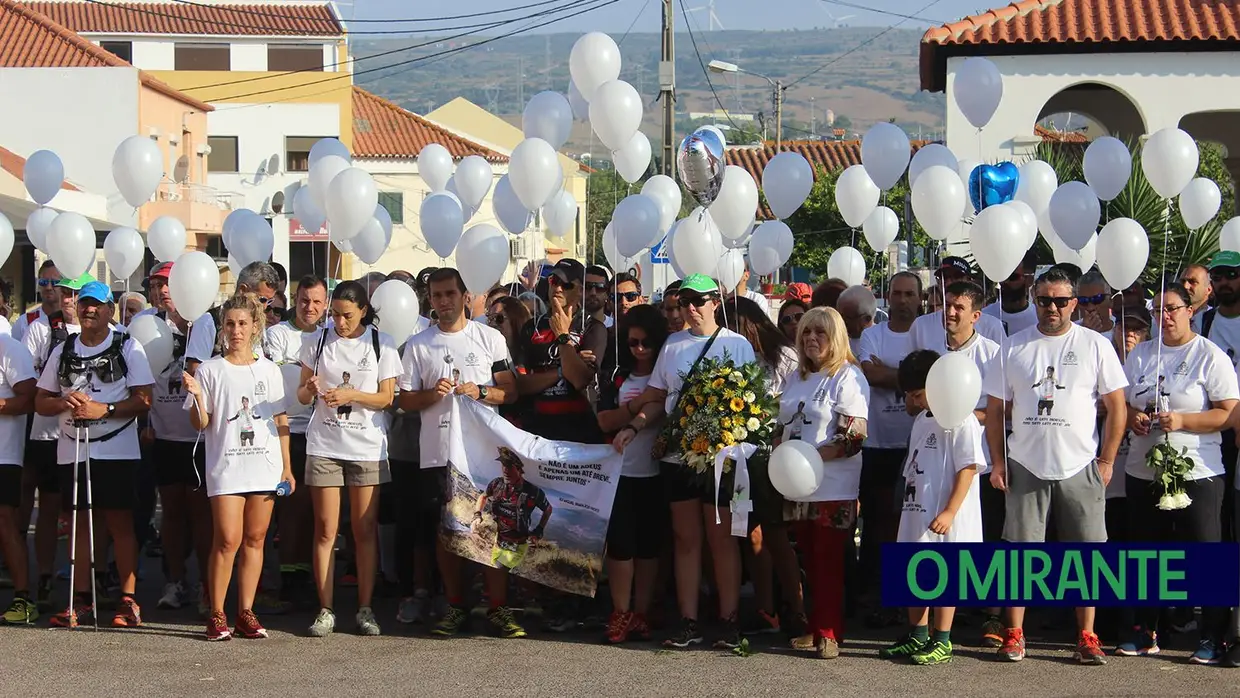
left=118, top=292, right=148, bottom=327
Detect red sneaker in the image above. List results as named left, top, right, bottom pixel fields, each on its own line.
left=998, top=627, right=1026, bottom=662
left=630, top=612, right=652, bottom=641
left=234, top=609, right=269, bottom=639
left=605, top=610, right=633, bottom=644
left=206, top=611, right=232, bottom=641
left=1075, top=630, right=1107, bottom=665
left=50, top=602, right=94, bottom=628
left=111, top=596, right=142, bottom=628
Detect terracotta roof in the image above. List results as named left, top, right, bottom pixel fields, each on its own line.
left=1034, top=124, right=1087, bottom=143
left=0, top=145, right=80, bottom=191
left=351, top=87, right=507, bottom=163
left=22, top=1, right=342, bottom=36
left=921, top=0, right=1240, bottom=90
left=0, top=0, right=213, bottom=110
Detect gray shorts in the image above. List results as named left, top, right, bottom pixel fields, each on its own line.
left=305, top=455, right=391, bottom=488
left=1003, top=458, right=1107, bottom=543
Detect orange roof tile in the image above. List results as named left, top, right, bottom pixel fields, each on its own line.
left=0, top=0, right=213, bottom=110
left=921, top=0, right=1240, bottom=90
left=351, top=87, right=507, bottom=163
left=0, top=145, right=80, bottom=191
left=1034, top=124, right=1087, bottom=143
left=22, top=1, right=342, bottom=36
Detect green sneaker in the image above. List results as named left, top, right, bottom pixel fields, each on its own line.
left=911, top=639, right=953, bottom=665
left=487, top=606, right=527, bottom=639
left=3, top=596, right=38, bottom=624
left=431, top=605, right=468, bottom=636
left=880, top=633, right=930, bottom=659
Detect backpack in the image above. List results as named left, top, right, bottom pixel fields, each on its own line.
left=56, top=331, right=135, bottom=442
left=311, top=325, right=382, bottom=375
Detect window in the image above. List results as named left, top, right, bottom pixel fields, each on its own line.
left=175, top=43, right=229, bottom=71
left=267, top=44, right=323, bottom=72
left=285, top=136, right=330, bottom=173
left=100, top=41, right=132, bottom=63
left=207, top=136, right=239, bottom=173
left=377, top=192, right=404, bottom=225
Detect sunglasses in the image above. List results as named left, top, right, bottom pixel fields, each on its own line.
left=257, top=295, right=275, bottom=306
left=1035, top=296, right=1073, bottom=309
left=1211, top=269, right=1240, bottom=282
left=617, top=291, right=640, bottom=302
left=678, top=294, right=716, bottom=309
left=627, top=338, right=651, bottom=349
left=585, top=282, right=608, bottom=291
left=548, top=275, right=576, bottom=290
left=1077, top=293, right=1108, bottom=306
left=38, top=278, right=63, bottom=287
left=780, top=312, right=805, bottom=326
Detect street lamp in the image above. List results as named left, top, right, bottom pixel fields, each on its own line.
left=707, top=60, right=784, bottom=147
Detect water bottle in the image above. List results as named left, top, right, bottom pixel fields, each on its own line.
left=275, top=481, right=292, bottom=497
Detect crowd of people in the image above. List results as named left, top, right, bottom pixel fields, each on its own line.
left=0, top=249, right=1238, bottom=669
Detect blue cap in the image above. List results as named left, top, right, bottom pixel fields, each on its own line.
left=78, top=281, right=114, bottom=304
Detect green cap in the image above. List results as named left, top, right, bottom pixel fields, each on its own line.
left=1209, top=251, right=1240, bottom=270
left=55, top=272, right=97, bottom=291
left=679, top=273, right=719, bottom=295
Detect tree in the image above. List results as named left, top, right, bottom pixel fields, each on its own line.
left=585, top=169, right=630, bottom=265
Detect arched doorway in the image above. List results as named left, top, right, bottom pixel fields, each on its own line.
left=1037, top=82, right=1146, bottom=141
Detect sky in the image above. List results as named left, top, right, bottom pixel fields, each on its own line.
left=344, top=0, right=991, bottom=34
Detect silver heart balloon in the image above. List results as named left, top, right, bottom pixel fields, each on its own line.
left=677, top=128, right=725, bottom=207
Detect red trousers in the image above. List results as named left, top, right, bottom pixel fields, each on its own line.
left=794, top=520, right=849, bottom=642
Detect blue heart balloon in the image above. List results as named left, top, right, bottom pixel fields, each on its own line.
left=968, top=162, right=1020, bottom=213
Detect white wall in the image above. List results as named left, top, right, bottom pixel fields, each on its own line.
left=129, top=39, right=175, bottom=70
left=0, top=67, right=140, bottom=226
left=230, top=43, right=267, bottom=71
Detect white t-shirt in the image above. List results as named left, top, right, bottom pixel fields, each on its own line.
left=298, top=327, right=402, bottom=462
left=1123, top=335, right=1239, bottom=481
left=400, top=321, right=510, bottom=469
left=0, top=335, right=37, bottom=465
left=766, top=345, right=799, bottom=396
left=983, top=302, right=1038, bottom=335
left=148, top=319, right=197, bottom=442
left=923, top=331, right=1000, bottom=412
left=12, top=307, right=46, bottom=343
left=193, top=356, right=286, bottom=497
left=897, top=411, right=985, bottom=543
left=742, top=289, right=769, bottom=313
left=857, top=322, right=915, bottom=449
left=616, top=373, right=658, bottom=478
left=186, top=311, right=216, bottom=364
left=984, top=323, right=1128, bottom=480
left=36, top=333, right=154, bottom=463
left=778, top=363, right=870, bottom=502
left=1206, top=312, right=1240, bottom=369
left=0, top=315, right=11, bottom=337
left=25, top=315, right=82, bottom=442
left=911, top=310, right=1005, bottom=351
left=264, top=320, right=320, bottom=435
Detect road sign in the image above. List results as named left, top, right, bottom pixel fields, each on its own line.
left=650, top=236, right=670, bottom=264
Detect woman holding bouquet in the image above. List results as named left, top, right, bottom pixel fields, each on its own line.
left=612, top=274, right=756, bottom=650
left=1121, top=284, right=1237, bottom=664
left=776, top=307, right=870, bottom=659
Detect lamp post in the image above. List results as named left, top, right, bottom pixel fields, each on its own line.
left=708, top=59, right=784, bottom=148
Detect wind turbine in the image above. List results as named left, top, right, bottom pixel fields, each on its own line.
left=687, top=0, right=724, bottom=31
left=823, top=9, right=854, bottom=28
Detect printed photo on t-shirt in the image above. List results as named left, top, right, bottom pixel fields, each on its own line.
left=1030, top=365, right=1067, bottom=417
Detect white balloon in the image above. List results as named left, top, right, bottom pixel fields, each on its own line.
left=509, top=138, right=560, bottom=210
left=1179, top=177, right=1222, bottom=230
left=420, top=192, right=465, bottom=258
left=326, top=167, right=378, bottom=241
left=1083, top=136, right=1132, bottom=201
left=768, top=440, right=824, bottom=499
left=612, top=194, right=662, bottom=258
left=671, top=208, right=724, bottom=277
left=835, top=164, right=880, bottom=228
left=1142, top=127, right=1199, bottom=199
left=908, top=143, right=957, bottom=186
left=23, top=150, right=64, bottom=206
left=567, top=81, right=590, bottom=122
left=641, top=175, right=682, bottom=234
left=112, top=135, right=163, bottom=208
left=569, top=32, right=622, bottom=102
left=1097, top=218, right=1149, bottom=291
left=350, top=216, right=389, bottom=265
left=1222, top=217, right=1240, bottom=252
left=970, top=204, right=1025, bottom=282
left=0, top=214, right=12, bottom=267
left=334, top=237, right=352, bottom=254
left=862, top=206, right=899, bottom=251
left=375, top=202, right=392, bottom=238
left=711, top=166, right=760, bottom=240
left=602, top=222, right=626, bottom=272
left=457, top=224, right=510, bottom=294
left=492, top=175, right=532, bottom=235
left=292, top=185, right=325, bottom=235
left=748, top=220, right=793, bottom=276
left=417, top=143, right=454, bottom=193
left=911, top=165, right=965, bottom=241
left=146, top=215, right=188, bottom=263
left=953, top=57, right=1004, bottom=129
left=1048, top=181, right=1101, bottom=251
left=453, top=155, right=493, bottom=211
left=589, top=80, right=643, bottom=152
left=722, top=228, right=752, bottom=250
left=227, top=253, right=242, bottom=280
left=1015, top=160, right=1058, bottom=215
left=716, top=248, right=746, bottom=292
left=1051, top=231, right=1097, bottom=271
left=309, top=153, right=349, bottom=210
left=231, top=214, right=275, bottom=266
left=26, top=206, right=57, bottom=252
left=308, top=138, right=350, bottom=170
left=1006, top=200, right=1039, bottom=252
left=371, top=280, right=421, bottom=348
left=47, top=212, right=96, bottom=278
left=103, top=226, right=143, bottom=278
left=170, top=251, right=220, bottom=321
left=926, top=352, right=982, bottom=429
left=860, top=122, right=911, bottom=190
left=762, top=152, right=813, bottom=219
left=523, top=91, right=573, bottom=150
left=543, top=189, right=578, bottom=239
left=126, top=314, right=174, bottom=376
left=444, top=177, right=479, bottom=224
left=827, top=246, right=866, bottom=287
left=614, top=132, right=652, bottom=184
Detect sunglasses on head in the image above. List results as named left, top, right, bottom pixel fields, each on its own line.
left=1035, top=296, right=1073, bottom=309
left=1211, top=268, right=1240, bottom=282
left=548, top=275, right=576, bottom=289
left=627, top=337, right=651, bottom=349
left=780, top=312, right=805, bottom=326
left=678, top=294, right=716, bottom=309
left=1077, top=293, right=1108, bottom=306
left=617, top=291, right=641, bottom=302
left=38, top=278, right=62, bottom=287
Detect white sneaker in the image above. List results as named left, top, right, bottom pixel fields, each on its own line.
left=397, top=590, right=429, bottom=624
left=308, top=607, right=336, bottom=637
left=157, top=581, right=186, bottom=609
left=356, top=606, right=381, bottom=636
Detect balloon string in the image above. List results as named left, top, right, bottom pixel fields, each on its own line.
left=1155, top=199, right=1171, bottom=381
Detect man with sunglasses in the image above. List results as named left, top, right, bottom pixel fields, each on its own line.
left=1179, top=264, right=1213, bottom=334
left=983, top=266, right=1127, bottom=665
left=12, top=260, right=61, bottom=344
left=1204, top=251, right=1240, bottom=542
left=609, top=273, right=643, bottom=316
left=1074, top=270, right=1114, bottom=335
left=982, top=252, right=1038, bottom=335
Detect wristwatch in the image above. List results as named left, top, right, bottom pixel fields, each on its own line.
left=105, top=403, right=116, bottom=417
left=478, top=385, right=489, bottom=402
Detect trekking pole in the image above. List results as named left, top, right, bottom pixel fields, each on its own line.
left=82, top=424, right=98, bottom=631
left=63, top=425, right=81, bottom=630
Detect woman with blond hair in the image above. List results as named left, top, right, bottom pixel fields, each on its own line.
left=775, top=307, right=870, bottom=659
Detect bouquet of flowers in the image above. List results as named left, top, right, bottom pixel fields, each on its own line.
left=672, top=354, right=779, bottom=475
left=1146, top=435, right=1194, bottom=510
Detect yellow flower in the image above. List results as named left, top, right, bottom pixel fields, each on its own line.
left=679, top=417, right=688, bottom=427
left=723, top=389, right=736, bottom=400
left=720, top=417, right=732, bottom=429
left=722, top=430, right=735, bottom=445
left=730, top=397, right=745, bottom=413
left=685, top=405, right=695, bottom=416
left=735, top=378, right=748, bottom=388
left=716, top=442, right=726, bottom=451
left=750, top=405, right=761, bottom=415
left=695, top=395, right=704, bottom=406
left=712, top=378, right=725, bottom=389
left=708, top=395, right=718, bottom=407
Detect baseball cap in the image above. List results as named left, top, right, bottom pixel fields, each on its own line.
left=55, top=272, right=97, bottom=291
left=1116, top=303, right=1151, bottom=329
left=415, top=266, right=438, bottom=291
left=679, top=274, right=720, bottom=295
left=150, top=262, right=174, bottom=280
left=936, top=257, right=972, bottom=277
left=784, top=282, right=813, bottom=304
left=78, top=281, right=114, bottom=304
left=550, top=258, right=586, bottom=283
left=1209, top=250, right=1240, bottom=270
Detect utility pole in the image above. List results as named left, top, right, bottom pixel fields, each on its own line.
left=659, top=0, right=676, bottom=177
left=773, top=80, right=784, bottom=148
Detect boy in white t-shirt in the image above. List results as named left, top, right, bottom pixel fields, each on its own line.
left=880, top=350, right=985, bottom=666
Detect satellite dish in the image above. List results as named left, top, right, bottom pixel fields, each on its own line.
left=267, top=154, right=281, bottom=175
left=271, top=190, right=285, bottom=214
left=172, top=155, right=190, bottom=184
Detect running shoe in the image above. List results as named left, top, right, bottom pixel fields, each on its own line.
left=1115, top=627, right=1160, bottom=656
left=1075, top=631, right=1107, bottom=665
left=741, top=609, right=781, bottom=636
left=880, top=633, right=929, bottom=659
left=713, top=617, right=743, bottom=650
left=980, top=615, right=1005, bottom=648
left=1190, top=638, right=1221, bottom=665
left=998, top=628, right=1026, bottom=662
left=308, top=608, right=336, bottom=637
left=605, top=610, right=634, bottom=644
left=629, top=612, right=651, bottom=641
left=790, top=633, right=816, bottom=651
left=234, top=609, right=269, bottom=639
left=817, top=636, right=841, bottom=659
left=911, top=640, right=953, bottom=665
left=50, top=601, right=94, bottom=628
left=2, top=596, right=38, bottom=625
left=356, top=606, right=381, bottom=636
left=431, top=605, right=468, bottom=636
left=206, top=611, right=231, bottom=641
left=487, top=606, right=527, bottom=639
left=663, top=618, right=704, bottom=649
left=157, top=581, right=188, bottom=610
left=112, top=596, right=142, bottom=628
left=397, top=590, right=429, bottom=624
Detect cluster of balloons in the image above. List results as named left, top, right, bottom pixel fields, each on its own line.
left=570, top=32, right=649, bottom=185
left=296, top=138, right=390, bottom=265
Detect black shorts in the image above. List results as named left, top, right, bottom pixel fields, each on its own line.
left=58, top=459, right=140, bottom=511
left=607, top=475, right=666, bottom=560
left=0, top=467, right=21, bottom=508
left=23, top=439, right=59, bottom=494
left=152, top=439, right=206, bottom=488
left=289, top=432, right=308, bottom=483
left=660, top=460, right=732, bottom=506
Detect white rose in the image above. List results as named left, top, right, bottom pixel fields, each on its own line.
left=1157, top=494, right=1176, bottom=511
left=743, top=391, right=756, bottom=403
left=730, top=371, right=743, bottom=382
left=733, top=426, right=748, bottom=440
left=747, top=417, right=761, bottom=431
left=1174, top=492, right=1193, bottom=509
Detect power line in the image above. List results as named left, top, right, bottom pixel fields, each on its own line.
left=618, top=0, right=652, bottom=46
left=677, top=0, right=743, bottom=133
left=819, top=0, right=949, bottom=25
left=787, top=0, right=947, bottom=88
left=164, top=0, right=571, bottom=23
